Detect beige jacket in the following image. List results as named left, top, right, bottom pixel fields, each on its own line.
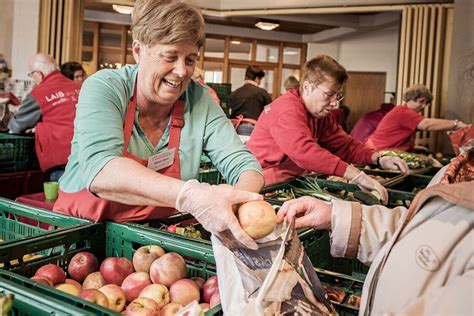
left=330, top=167, right=474, bottom=315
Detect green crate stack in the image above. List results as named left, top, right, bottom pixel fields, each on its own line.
left=198, top=162, right=224, bottom=185
left=206, top=83, right=232, bottom=115
left=0, top=222, right=221, bottom=315
left=0, top=133, right=38, bottom=172
left=0, top=197, right=90, bottom=248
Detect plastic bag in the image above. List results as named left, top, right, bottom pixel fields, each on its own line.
left=211, top=222, right=336, bottom=315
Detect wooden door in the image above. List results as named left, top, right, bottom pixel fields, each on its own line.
left=343, top=72, right=386, bottom=131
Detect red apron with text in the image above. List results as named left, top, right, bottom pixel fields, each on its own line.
left=53, top=88, right=184, bottom=223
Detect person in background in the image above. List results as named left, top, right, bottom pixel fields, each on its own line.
left=331, top=104, right=350, bottom=132
left=54, top=0, right=263, bottom=249
left=283, top=75, right=300, bottom=91
left=192, top=66, right=220, bottom=104
left=277, top=137, right=474, bottom=315
left=60, top=61, right=86, bottom=83
left=229, top=65, right=272, bottom=135
left=366, top=84, right=468, bottom=151
left=8, top=53, right=80, bottom=181
left=351, top=102, right=395, bottom=143
left=247, top=55, right=408, bottom=204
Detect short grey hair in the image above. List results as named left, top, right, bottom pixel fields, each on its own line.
left=403, top=84, right=433, bottom=103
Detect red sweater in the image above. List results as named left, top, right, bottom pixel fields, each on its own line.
left=247, top=90, right=375, bottom=184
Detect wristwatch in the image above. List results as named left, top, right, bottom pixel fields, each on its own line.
left=453, top=119, right=459, bottom=129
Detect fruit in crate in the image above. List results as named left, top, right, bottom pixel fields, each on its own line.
left=55, top=283, right=81, bottom=296
left=165, top=224, right=202, bottom=239
left=100, top=257, right=134, bottom=285
left=126, top=297, right=161, bottom=316
left=138, top=284, right=170, bottom=309
left=99, top=284, right=127, bottom=312
left=68, top=251, right=99, bottom=282
left=200, top=303, right=210, bottom=312
left=159, top=302, right=184, bottom=316
left=133, top=245, right=165, bottom=273
left=0, top=293, right=14, bottom=316
left=149, top=252, right=186, bottom=287
left=202, top=275, right=219, bottom=304
left=31, top=275, right=54, bottom=286
left=169, top=279, right=200, bottom=305
left=237, top=201, right=277, bottom=239
left=121, top=272, right=152, bottom=303
left=34, top=263, right=66, bottom=285
left=79, top=289, right=109, bottom=308
left=82, top=271, right=107, bottom=290
left=190, top=276, right=205, bottom=289
left=209, top=292, right=221, bottom=308
left=65, top=278, right=82, bottom=292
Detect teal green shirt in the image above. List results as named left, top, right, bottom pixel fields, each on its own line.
left=60, top=64, right=262, bottom=192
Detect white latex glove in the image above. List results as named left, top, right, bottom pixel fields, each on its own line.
left=378, top=155, right=409, bottom=173
left=175, top=180, right=263, bottom=250
left=351, top=171, right=388, bottom=204
left=276, top=196, right=332, bottom=230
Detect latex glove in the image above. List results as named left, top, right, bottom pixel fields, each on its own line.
left=276, top=196, right=332, bottom=230
left=351, top=171, right=388, bottom=204
left=378, top=155, right=409, bottom=173
left=175, top=179, right=263, bottom=249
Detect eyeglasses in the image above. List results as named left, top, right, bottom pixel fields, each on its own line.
left=27, top=70, right=41, bottom=78
left=315, top=85, right=344, bottom=102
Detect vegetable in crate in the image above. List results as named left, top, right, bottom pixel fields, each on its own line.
left=0, top=293, right=14, bottom=316
left=381, top=150, right=432, bottom=169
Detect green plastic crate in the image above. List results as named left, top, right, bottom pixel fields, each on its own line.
left=316, top=268, right=364, bottom=316
left=198, top=162, right=224, bottom=185
left=0, top=133, right=38, bottom=172
left=0, top=197, right=91, bottom=249
left=0, top=222, right=221, bottom=315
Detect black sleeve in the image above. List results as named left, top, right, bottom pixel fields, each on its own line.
left=8, top=94, right=41, bottom=133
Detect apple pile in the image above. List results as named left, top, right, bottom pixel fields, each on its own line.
left=29, top=246, right=221, bottom=315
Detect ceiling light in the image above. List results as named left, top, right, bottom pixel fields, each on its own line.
left=112, top=4, right=133, bottom=14
left=231, top=40, right=241, bottom=45
left=255, top=19, right=279, bottom=31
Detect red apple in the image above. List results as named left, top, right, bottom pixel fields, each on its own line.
left=133, top=245, right=165, bottom=273
left=169, top=279, right=200, bottom=306
left=159, top=302, right=183, bottom=316
left=79, top=289, right=109, bottom=308
left=31, top=275, right=53, bottom=286
left=209, top=293, right=221, bottom=308
left=65, top=278, right=82, bottom=292
left=99, top=284, right=126, bottom=312
left=121, top=272, right=152, bottom=303
left=55, top=283, right=81, bottom=296
left=149, top=253, right=186, bottom=287
left=138, top=284, right=169, bottom=309
left=68, top=251, right=99, bottom=283
left=202, top=276, right=219, bottom=303
left=34, top=264, right=66, bottom=285
left=126, top=297, right=160, bottom=316
left=82, top=271, right=106, bottom=290
left=100, top=257, right=134, bottom=286
left=190, top=277, right=205, bottom=289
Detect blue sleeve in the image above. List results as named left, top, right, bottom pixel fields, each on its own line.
left=8, top=94, right=41, bottom=133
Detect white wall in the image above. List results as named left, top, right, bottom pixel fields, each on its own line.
left=307, top=26, right=399, bottom=101
left=11, top=0, right=40, bottom=79
left=0, top=0, right=14, bottom=68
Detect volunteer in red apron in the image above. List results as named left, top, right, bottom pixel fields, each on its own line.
left=54, top=0, right=264, bottom=249
left=247, top=55, right=408, bottom=204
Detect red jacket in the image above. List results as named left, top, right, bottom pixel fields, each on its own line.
left=247, top=90, right=375, bottom=184
left=350, top=103, right=395, bottom=143
left=30, top=71, right=80, bottom=171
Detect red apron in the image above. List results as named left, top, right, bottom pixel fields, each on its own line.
left=54, top=86, right=184, bottom=223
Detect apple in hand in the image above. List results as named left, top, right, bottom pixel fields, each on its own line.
left=138, top=284, right=169, bottom=309
left=82, top=271, right=106, bottom=290
left=55, top=283, right=81, bottom=296
left=121, top=272, right=151, bottom=303
left=159, top=302, right=184, bottom=316
left=169, top=279, right=200, bottom=306
left=100, top=257, right=134, bottom=286
left=68, top=251, right=99, bottom=283
left=99, top=284, right=127, bottom=312
left=202, top=276, right=219, bottom=303
left=133, top=245, right=165, bottom=273
left=31, top=276, right=54, bottom=286
left=35, top=264, right=66, bottom=285
left=79, top=289, right=109, bottom=308
left=149, top=252, right=186, bottom=287
left=126, top=297, right=160, bottom=316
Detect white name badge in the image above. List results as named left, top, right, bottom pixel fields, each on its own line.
left=147, top=148, right=175, bottom=171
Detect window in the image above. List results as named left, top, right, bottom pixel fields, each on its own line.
left=256, top=44, right=279, bottom=63
left=283, top=47, right=301, bottom=65
left=203, top=61, right=224, bottom=83
left=205, top=38, right=225, bottom=58
left=229, top=40, right=252, bottom=60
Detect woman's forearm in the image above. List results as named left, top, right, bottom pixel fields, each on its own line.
left=234, top=170, right=265, bottom=193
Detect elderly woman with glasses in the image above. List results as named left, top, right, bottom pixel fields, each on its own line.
left=247, top=55, right=407, bottom=204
